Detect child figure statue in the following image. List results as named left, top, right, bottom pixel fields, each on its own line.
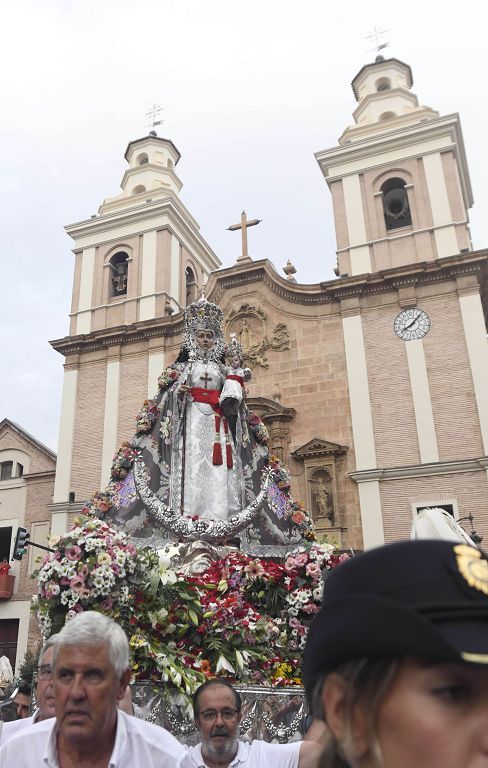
left=219, top=334, right=252, bottom=418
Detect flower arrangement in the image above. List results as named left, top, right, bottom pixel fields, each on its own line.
left=111, top=442, right=139, bottom=480
left=247, top=411, right=269, bottom=446
left=158, top=366, right=179, bottom=390
left=34, top=519, right=205, bottom=696
left=136, top=399, right=159, bottom=434
left=34, top=522, right=347, bottom=698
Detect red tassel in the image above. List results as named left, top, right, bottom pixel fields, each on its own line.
left=226, top=443, right=233, bottom=469
left=213, top=415, right=223, bottom=465
left=213, top=442, right=223, bottom=465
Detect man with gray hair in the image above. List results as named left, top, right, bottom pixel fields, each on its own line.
left=0, top=611, right=186, bottom=766
left=0, top=633, right=58, bottom=745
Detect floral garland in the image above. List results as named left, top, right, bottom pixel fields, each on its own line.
left=135, top=399, right=159, bottom=434
left=158, top=366, right=179, bottom=390
left=111, top=442, right=139, bottom=481
left=33, top=519, right=348, bottom=698
left=248, top=411, right=269, bottom=446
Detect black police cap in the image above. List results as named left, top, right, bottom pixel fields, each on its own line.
left=303, top=539, right=488, bottom=695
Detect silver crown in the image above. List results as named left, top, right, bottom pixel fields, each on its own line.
left=225, top=333, right=244, bottom=361
left=183, top=296, right=225, bottom=361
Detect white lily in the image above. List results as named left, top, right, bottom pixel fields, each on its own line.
left=216, top=655, right=235, bottom=674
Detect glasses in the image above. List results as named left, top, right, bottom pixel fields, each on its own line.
left=37, top=665, right=52, bottom=681
left=199, top=708, right=239, bottom=723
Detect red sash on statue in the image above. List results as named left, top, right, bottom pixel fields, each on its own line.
left=190, top=386, right=222, bottom=411
left=189, top=387, right=233, bottom=468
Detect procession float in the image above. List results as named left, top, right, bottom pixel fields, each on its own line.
left=34, top=295, right=347, bottom=741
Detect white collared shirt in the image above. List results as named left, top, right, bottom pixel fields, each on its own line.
left=0, top=712, right=39, bottom=745
left=0, top=709, right=186, bottom=767
left=184, top=739, right=301, bottom=768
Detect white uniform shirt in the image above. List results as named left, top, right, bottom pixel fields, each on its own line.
left=184, top=739, right=301, bottom=768
left=0, top=711, right=40, bottom=745
left=0, top=709, right=186, bottom=767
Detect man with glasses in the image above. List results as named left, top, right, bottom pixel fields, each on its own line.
left=0, top=634, right=58, bottom=745
left=184, top=679, right=326, bottom=768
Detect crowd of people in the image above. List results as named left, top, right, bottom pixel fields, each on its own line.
left=0, top=538, right=487, bottom=767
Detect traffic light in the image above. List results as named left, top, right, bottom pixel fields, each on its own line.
left=12, top=527, right=30, bottom=561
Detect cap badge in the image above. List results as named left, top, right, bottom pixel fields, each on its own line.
left=454, top=544, right=488, bottom=596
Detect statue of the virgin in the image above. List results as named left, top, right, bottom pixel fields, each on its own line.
left=85, top=295, right=313, bottom=553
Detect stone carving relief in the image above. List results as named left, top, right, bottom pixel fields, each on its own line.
left=226, top=304, right=290, bottom=368
left=291, top=438, right=348, bottom=539
left=310, top=468, right=334, bottom=526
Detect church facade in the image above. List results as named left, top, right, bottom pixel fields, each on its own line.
left=49, top=55, right=488, bottom=552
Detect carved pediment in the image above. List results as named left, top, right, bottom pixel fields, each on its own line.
left=246, top=397, right=296, bottom=423
left=291, top=438, right=348, bottom=460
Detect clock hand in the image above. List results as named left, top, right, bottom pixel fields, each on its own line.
left=404, top=311, right=420, bottom=330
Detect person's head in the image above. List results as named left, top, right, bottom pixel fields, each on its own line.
left=225, top=334, right=244, bottom=369
left=35, top=633, right=59, bottom=721
left=304, top=540, right=488, bottom=768
left=193, top=680, right=242, bottom=763
left=196, top=328, right=215, bottom=351
left=13, top=681, right=31, bottom=719
left=52, top=611, right=130, bottom=749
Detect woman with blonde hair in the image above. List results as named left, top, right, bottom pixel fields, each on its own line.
left=303, top=539, right=488, bottom=768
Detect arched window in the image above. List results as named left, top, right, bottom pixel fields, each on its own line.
left=132, top=184, right=146, bottom=195
left=0, top=462, right=13, bottom=481
left=108, top=251, right=129, bottom=297
left=185, top=266, right=198, bottom=305
left=379, top=111, right=396, bottom=121
left=376, top=77, right=391, bottom=92
left=137, top=153, right=149, bottom=165
left=380, top=177, right=412, bottom=230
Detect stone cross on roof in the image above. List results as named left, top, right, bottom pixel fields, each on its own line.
left=227, top=210, right=262, bottom=263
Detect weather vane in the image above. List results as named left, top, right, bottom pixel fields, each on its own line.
left=366, top=26, right=390, bottom=55
left=146, top=104, right=164, bottom=133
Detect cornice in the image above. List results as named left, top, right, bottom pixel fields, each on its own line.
left=50, top=314, right=186, bottom=356
left=207, top=259, right=331, bottom=306
left=24, top=469, right=57, bottom=481
left=350, top=456, right=488, bottom=483
left=316, top=113, right=461, bottom=170
left=50, top=250, right=488, bottom=356
left=320, top=250, right=488, bottom=302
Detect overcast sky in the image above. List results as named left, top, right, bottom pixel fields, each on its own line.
left=1, top=0, right=487, bottom=453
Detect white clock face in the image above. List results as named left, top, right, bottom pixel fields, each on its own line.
left=394, top=308, right=431, bottom=340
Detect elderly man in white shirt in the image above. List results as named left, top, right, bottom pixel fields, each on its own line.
left=183, top=679, right=327, bottom=768
left=0, top=611, right=185, bottom=768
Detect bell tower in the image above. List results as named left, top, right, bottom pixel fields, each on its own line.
left=65, top=131, right=219, bottom=336
left=316, top=56, right=473, bottom=276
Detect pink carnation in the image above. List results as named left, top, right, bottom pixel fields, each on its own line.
left=305, top=561, right=321, bottom=578
left=65, top=545, right=82, bottom=561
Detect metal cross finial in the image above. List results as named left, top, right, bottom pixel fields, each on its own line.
left=366, top=26, right=389, bottom=54
left=227, top=211, right=262, bottom=263
left=146, top=104, right=164, bottom=133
